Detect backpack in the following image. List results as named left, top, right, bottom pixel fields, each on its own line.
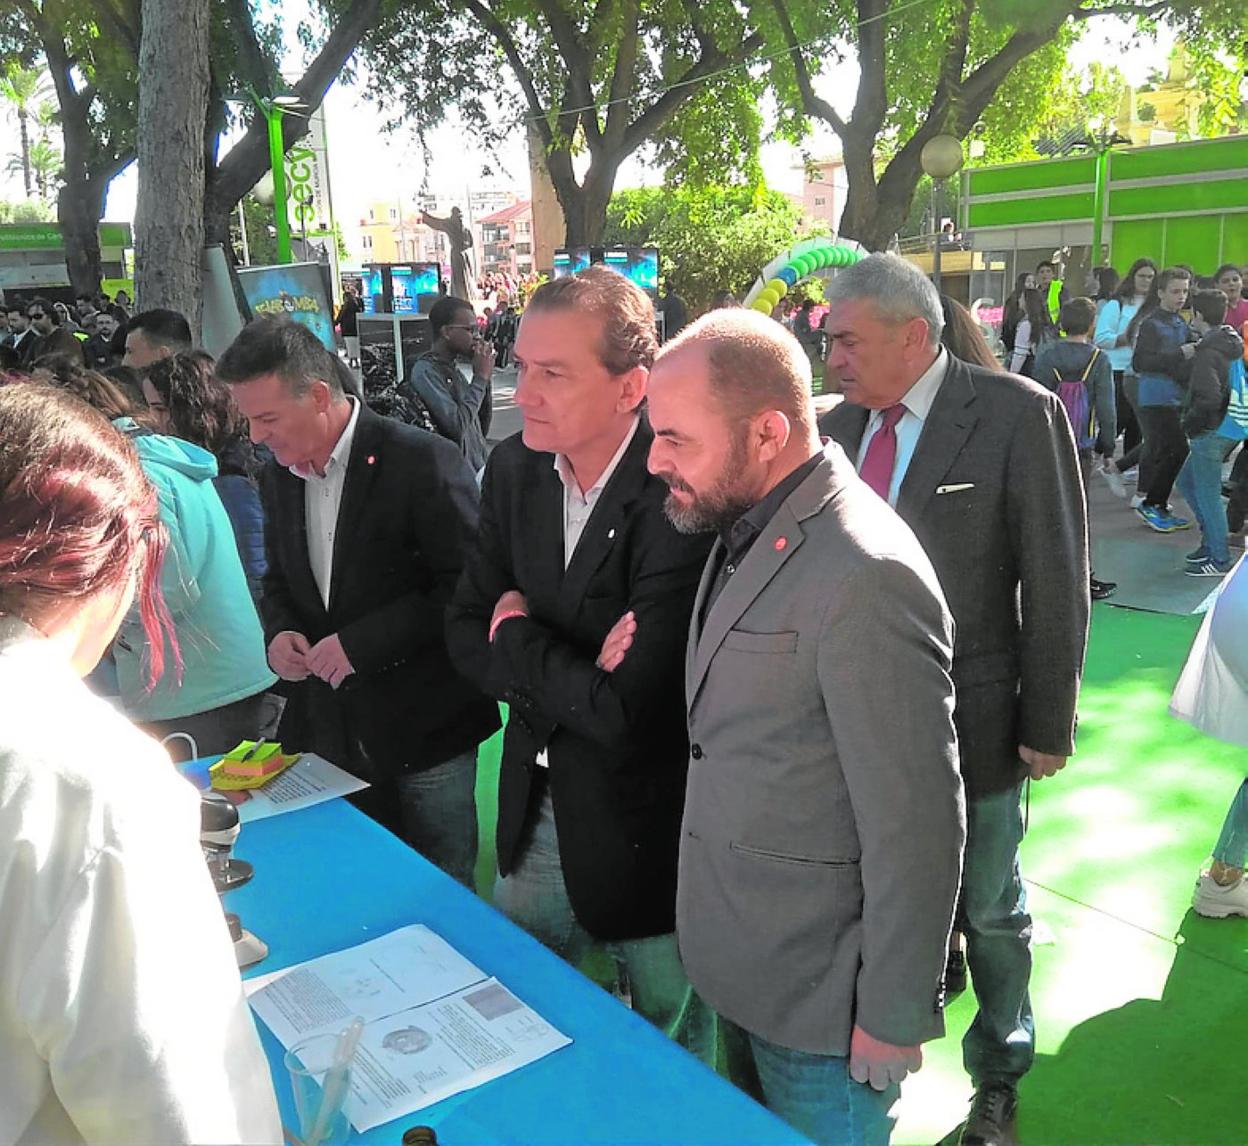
left=1053, top=347, right=1099, bottom=449
left=1217, top=357, right=1248, bottom=442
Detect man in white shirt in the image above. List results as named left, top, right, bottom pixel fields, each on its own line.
left=446, top=267, right=715, bottom=1063
left=218, top=319, right=500, bottom=886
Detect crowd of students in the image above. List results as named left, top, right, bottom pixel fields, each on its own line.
left=1001, top=258, right=1248, bottom=581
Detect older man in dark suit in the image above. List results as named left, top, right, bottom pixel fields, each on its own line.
left=217, top=318, right=499, bottom=888
left=446, top=267, right=715, bottom=1062
left=820, top=254, right=1089, bottom=1146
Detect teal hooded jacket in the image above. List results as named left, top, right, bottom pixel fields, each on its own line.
left=112, top=419, right=276, bottom=722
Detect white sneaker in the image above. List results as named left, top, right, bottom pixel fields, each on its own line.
left=1192, top=872, right=1248, bottom=918
left=1101, top=465, right=1128, bottom=499
left=1130, top=494, right=1145, bottom=509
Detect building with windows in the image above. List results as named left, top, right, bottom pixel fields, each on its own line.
left=476, top=201, right=536, bottom=278
left=799, top=156, right=848, bottom=235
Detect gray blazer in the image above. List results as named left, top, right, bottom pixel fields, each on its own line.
left=677, top=444, right=966, bottom=1055
left=821, top=355, right=1090, bottom=797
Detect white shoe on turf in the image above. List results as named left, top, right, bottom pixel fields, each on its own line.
left=1192, top=872, right=1248, bottom=918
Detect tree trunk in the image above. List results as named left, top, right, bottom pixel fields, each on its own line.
left=17, top=110, right=33, bottom=198
left=134, top=0, right=211, bottom=333
left=553, top=152, right=620, bottom=247
left=835, top=128, right=927, bottom=253
left=58, top=179, right=107, bottom=296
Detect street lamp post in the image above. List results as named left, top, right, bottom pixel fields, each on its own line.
left=920, top=134, right=965, bottom=294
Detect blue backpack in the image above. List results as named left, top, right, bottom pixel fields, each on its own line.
left=1217, top=357, right=1248, bottom=442
left=1053, top=348, right=1099, bottom=450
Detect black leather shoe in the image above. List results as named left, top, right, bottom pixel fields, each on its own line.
left=959, top=1082, right=1018, bottom=1146
left=945, top=948, right=968, bottom=994
left=1090, top=576, right=1117, bottom=600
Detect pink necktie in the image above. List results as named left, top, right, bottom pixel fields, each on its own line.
left=860, top=405, right=906, bottom=501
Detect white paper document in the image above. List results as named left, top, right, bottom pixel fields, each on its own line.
left=249, top=925, right=572, bottom=1132
left=234, top=753, right=369, bottom=823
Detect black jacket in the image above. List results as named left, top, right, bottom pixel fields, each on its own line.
left=822, top=355, right=1089, bottom=798
left=1182, top=325, right=1246, bottom=438
left=260, top=402, right=499, bottom=773
left=445, top=423, right=713, bottom=940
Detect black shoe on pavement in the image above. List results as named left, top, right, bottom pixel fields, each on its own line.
left=1090, top=576, right=1117, bottom=600
left=959, top=1082, right=1018, bottom=1146
left=945, top=948, right=968, bottom=994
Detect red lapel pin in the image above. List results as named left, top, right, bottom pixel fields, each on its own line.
left=774, top=537, right=788, bottom=551
left=367, top=455, right=376, bottom=465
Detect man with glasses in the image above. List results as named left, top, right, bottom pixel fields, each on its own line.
left=407, top=296, right=494, bottom=475
left=24, top=298, right=84, bottom=366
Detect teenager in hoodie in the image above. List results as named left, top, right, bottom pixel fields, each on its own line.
left=39, top=364, right=276, bottom=758
left=1175, top=289, right=1248, bottom=578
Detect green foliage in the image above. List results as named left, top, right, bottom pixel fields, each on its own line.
left=7, top=138, right=62, bottom=198
left=604, top=183, right=805, bottom=310
left=232, top=194, right=279, bottom=267
left=0, top=197, right=55, bottom=223
left=348, top=0, right=765, bottom=231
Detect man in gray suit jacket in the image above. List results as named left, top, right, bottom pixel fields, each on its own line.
left=820, top=254, right=1089, bottom=1146
left=646, top=308, right=965, bottom=1146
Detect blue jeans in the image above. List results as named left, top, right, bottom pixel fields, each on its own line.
left=961, top=781, right=1034, bottom=1087
left=738, top=1024, right=897, bottom=1146
left=350, top=748, right=479, bottom=888
left=494, top=785, right=713, bottom=1065
left=1176, top=431, right=1235, bottom=564
left=1213, top=779, right=1248, bottom=868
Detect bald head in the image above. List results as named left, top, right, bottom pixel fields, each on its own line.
left=647, top=308, right=822, bottom=535
left=653, top=307, right=816, bottom=435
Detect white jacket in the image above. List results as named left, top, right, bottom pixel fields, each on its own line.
left=0, top=617, right=281, bottom=1145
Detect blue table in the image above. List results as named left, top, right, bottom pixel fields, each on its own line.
left=227, top=795, right=810, bottom=1144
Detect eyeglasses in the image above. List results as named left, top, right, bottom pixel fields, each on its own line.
left=27, top=312, right=45, bottom=320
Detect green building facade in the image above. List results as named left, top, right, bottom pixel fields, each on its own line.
left=959, top=135, right=1248, bottom=297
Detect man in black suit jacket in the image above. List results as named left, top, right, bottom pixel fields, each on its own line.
left=218, top=319, right=499, bottom=888
left=446, top=267, right=714, bottom=1062
left=819, top=255, right=1089, bottom=1146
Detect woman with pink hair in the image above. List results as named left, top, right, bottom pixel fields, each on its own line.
left=0, top=384, right=279, bottom=1144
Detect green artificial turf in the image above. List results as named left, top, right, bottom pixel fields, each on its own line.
left=470, top=606, right=1248, bottom=1144
left=907, top=604, right=1248, bottom=1145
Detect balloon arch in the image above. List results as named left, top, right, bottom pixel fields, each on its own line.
left=744, top=238, right=867, bottom=314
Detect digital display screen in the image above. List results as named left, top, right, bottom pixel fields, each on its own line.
left=603, top=247, right=658, bottom=299
left=236, top=262, right=336, bottom=350
left=553, top=247, right=591, bottom=278
left=361, top=265, right=386, bottom=314
left=390, top=263, right=440, bottom=313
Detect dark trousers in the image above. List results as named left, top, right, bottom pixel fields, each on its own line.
left=1138, top=406, right=1189, bottom=509
left=1117, top=374, right=1144, bottom=473
left=1114, top=370, right=1141, bottom=457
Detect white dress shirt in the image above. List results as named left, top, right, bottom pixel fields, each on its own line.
left=855, top=348, right=948, bottom=507
left=554, top=415, right=640, bottom=569
left=533, top=415, right=640, bottom=768
left=291, top=397, right=361, bottom=609
left=0, top=619, right=281, bottom=1145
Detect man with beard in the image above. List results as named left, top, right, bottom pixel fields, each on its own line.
left=446, top=266, right=716, bottom=1063
left=646, top=308, right=965, bottom=1146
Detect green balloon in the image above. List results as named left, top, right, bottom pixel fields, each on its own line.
left=794, top=256, right=813, bottom=277
left=829, top=247, right=847, bottom=267
left=812, top=248, right=831, bottom=268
